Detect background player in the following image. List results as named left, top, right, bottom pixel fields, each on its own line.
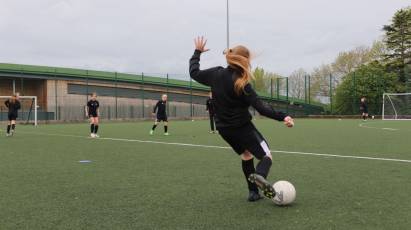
left=189, top=37, right=294, bottom=202
left=360, top=97, right=368, bottom=121
left=150, top=94, right=169, bottom=136
left=4, top=94, right=21, bottom=137
left=206, top=92, right=216, bottom=134
left=86, top=93, right=100, bottom=138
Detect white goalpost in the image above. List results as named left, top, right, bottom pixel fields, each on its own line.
left=382, top=93, right=411, bottom=120
left=0, top=96, right=38, bottom=126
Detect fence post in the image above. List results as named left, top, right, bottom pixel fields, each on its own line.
left=270, top=78, right=273, bottom=99
left=304, top=75, right=307, bottom=103
left=86, top=70, right=89, bottom=102
left=142, top=72, right=145, bottom=118
left=329, top=74, right=333, bottom=114
left=308, top=75, right=311, bottom=104
left=12, top=79, right=16, bottom=94
left=286, top=77, right=289, bottom=101
left=115, top=72, right=118, bottom=120
left=166, top=73, right=170, bottom=116
left=276, top=78, right=280, bottom=99
left=353, top=72, right=357, bottom=114
left=54, top=69, right=58, bottom=120
left=190, top=78, right=193, bottom=119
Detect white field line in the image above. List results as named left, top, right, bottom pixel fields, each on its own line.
left=358, top=122, right=399, bottom=131
left=7, top=129, right=411, bottom=164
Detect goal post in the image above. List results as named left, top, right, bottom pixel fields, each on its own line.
left=382, top=93, right=411, bottom=120
left=0, top=96, right=38, bottom=126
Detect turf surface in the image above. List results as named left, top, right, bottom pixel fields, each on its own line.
left=1, top=119, right=410, bottom=229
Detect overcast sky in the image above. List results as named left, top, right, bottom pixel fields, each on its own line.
left=0, top=0, right=409, bottom=78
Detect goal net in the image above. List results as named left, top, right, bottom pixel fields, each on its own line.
left=382, top=93, right=411, bottom=120
left=0, top=96, right=38, bottom=126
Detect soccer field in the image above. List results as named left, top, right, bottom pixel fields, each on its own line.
left=1, top=119, right=411, bottom=230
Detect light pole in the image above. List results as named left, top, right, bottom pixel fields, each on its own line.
left=226, top=0, right=230, bottom=49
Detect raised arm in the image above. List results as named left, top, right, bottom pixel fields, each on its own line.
left=189, top=36, right=222, bottom=87
left=243, top=84, right=289, bottom=122
left=189, top=50, right=222, bottom=86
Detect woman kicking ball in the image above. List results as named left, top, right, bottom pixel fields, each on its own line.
left=189, top=37, right=294, bottom=202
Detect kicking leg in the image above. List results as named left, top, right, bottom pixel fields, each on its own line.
left=247, top=138, right=276, bottom=199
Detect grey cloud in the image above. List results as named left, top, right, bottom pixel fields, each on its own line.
left=0, top=0, right=409, bottom=77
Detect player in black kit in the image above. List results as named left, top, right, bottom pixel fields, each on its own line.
left=150, top=94, right=169, bottom=136
left=360, top=97, right=369, bottom=121
left=189, top=37, right=294, bottom=202
left=206, top=92, right=216, bottom=133
left=4, top=94, right=21, bottom=137
left=86, top=93, right=100, bottom=138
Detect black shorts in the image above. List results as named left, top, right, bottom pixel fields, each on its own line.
left=360, top=107, right=368, bottom=114
left=89, top=113, right=98, bottom=118
left=218, top=123, right=271, bottom=160
left=156, top=116, right=168, bottom=122
left=8, top=113, right=17, bottom=121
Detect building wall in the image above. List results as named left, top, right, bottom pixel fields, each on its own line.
left=0, top=77, right=47, bottom=110
left=45, top=79, right=208, bottom=121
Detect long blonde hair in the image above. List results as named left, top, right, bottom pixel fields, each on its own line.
left=10, top=94, right=17, bottom=103
left=225, top=45, right=252, bottom=95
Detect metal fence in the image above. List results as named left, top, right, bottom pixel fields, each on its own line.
left=0, top=65, right=326, bottom=122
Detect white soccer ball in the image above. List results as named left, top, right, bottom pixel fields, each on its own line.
left=272, top=180, right=296, bottom=206
left=371, top=116, right=375, bottom=120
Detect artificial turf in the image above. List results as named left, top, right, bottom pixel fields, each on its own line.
left=0, top=119, right=410, bottom=230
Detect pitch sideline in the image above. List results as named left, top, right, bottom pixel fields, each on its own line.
left=6, top=129, right=411, bottom=164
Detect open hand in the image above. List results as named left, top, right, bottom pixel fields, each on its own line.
left=284, top=116, right=294, bottom=128
left=194, top=36, right=210, bottom=53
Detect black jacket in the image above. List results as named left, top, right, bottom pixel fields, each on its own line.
left=154, top=100, right=167, bottom=116
left=189, top=50, right=286, bottom=128
left=5, top=100, right=21, bottom=115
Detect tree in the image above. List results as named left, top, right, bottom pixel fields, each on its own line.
left=310, top=64, right=333, bottom=102
left=383, top=7, right=411, bottom=84
left=252, top=67, right=284, bottom=95
left=331, top=42, right=386, bottom=77
left=252, top=67, right=268, bottom=93
left=288, top=68, right=308, bottom=100
left=334, top=61, right=398, bottom=115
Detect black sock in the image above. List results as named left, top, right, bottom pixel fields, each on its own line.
left=94, top=125, right=99, bottom=134
left=7, top=125, right=11, bottom=134
left=242, top=158, right=258, bottom=192
left=152, top=124, right=157, bottom=131
left=256, top=156, right=272, bottom=179
left=90, top=124, right=95, bottom=133
left=363, top=115, right=366, bottom=120
left=164, top=125, right=168, bottom=133
left=11, top=124, right=15, bottom=131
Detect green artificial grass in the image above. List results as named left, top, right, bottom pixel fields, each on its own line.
left=0, top=119, right=410, bottom=229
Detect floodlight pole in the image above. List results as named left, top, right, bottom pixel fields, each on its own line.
left=226, top=0, right=230, bottom=49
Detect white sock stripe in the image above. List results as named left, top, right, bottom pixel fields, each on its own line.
left=260, top=141, right=272, bottom=157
